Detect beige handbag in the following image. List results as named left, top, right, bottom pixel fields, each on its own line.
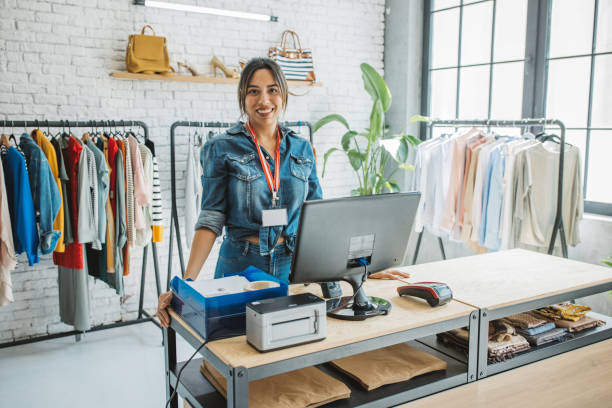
left=126, top=25, right=174, bottom=75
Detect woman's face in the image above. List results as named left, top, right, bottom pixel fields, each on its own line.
left=244, top=68, right=283, bottom=129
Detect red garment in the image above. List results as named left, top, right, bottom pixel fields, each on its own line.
left=53, top=136, right=84, bottom=269
left=53, top=242, right=83, bottom=269
left=107, top=138, right=118, bottom=217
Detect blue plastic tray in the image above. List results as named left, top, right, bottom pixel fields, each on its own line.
left=170, top=266, right=288, bottom=341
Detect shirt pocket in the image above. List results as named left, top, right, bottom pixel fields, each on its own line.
left=289, top=153, right=312, bottom=182
left=227, top=152, right=261, bottom=181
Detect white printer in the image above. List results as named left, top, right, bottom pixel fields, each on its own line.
left=246, top=293, right=327, bottom=352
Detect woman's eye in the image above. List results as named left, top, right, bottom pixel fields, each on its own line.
left=269, top=88, right=279, bottom=94
left=248, top=89, right=258, bottom=95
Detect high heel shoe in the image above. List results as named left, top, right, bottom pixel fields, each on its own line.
left=177, top=61, right=199, bottom=76
left=211, top=56, right=239, bottom=79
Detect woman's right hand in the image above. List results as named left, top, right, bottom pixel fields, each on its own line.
left=156, top=291, right=173, bottom=328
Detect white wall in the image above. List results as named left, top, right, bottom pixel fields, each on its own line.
left=0, top=0, right=387, bottom=342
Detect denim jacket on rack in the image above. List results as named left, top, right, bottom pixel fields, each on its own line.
left=195, top=122, right=323, bottom=255
left=19, top=135, right=61, bottom=254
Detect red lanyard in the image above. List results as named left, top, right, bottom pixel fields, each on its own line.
left=247, top=122, right=281, bottom=205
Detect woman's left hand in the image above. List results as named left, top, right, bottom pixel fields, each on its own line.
left=369, top=269, right=411, bottom=280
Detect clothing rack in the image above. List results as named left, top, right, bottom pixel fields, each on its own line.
left=167, top=121, right=313, bottom=286
left=411, top=118, right=568, bottom=264
left=0, top=119, right=162, bottom=349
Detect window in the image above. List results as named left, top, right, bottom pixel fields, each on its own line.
left=423, top=0, right=612, bottom=216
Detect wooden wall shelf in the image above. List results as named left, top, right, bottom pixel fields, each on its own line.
left=110, top=71, right=322, bottom=87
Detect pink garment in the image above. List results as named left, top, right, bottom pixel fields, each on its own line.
left=0, top=161, right=17, bottom=306
left=458, top=136, right=487, bottom=227
left=440, top=128, right=478, bottom=233
left=128, top=135, right=150, bottom=229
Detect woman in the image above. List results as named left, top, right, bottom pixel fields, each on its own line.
left=157, top=58, right=321, bottom=327
left=157, top=58, right=408, bottom=327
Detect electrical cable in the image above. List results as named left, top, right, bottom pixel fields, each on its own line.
left=164, top=327, right=222, bottom=408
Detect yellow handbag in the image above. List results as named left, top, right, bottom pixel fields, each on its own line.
left=126, top=25, right=174, bottom=75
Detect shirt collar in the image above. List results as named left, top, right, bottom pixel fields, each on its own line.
left=227, top=121, right=294, bottom=140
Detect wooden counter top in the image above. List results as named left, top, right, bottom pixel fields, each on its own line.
left=171, top=278, right=475, bottom=369
left=395, top=249, right=612, bottom=310
left=403, top=338, right=612, bottom=408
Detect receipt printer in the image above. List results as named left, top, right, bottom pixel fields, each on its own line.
left=246, top=293, right=326, bottom=352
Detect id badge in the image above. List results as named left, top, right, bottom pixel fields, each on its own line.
left=262, top=208, right=288, bottom=227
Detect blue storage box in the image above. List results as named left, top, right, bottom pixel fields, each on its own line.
left=170, top=266, right=288, bottom=341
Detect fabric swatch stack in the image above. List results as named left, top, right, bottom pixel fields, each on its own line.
left=436, top=322, right=532, bottom=363
left=532, top=302, right=605, bottom=333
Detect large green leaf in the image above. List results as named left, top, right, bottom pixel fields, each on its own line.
left=341, top=130, right=358, bottom=151
left=405, top=134, right=422, bottom=146
left=348, top=149, right=364, bottom=171
left=322, top=147, right=340, bottom=178
left=604, top=258, right=612, bottom=267
left=397, top=137, right=409, bottom=163
left=313, top=114, right=350, bottom=133
left=369, top=99, right=384, bottom=141
left=387, top=181, right=400, bottom=193
left=360, top=63, right=392, bottom=112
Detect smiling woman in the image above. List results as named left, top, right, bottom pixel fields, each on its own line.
left=156, top=58, right=323, bottom=328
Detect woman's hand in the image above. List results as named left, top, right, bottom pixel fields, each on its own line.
left=156, top=291, right=173, bottom=328
left=369, top=269, right=411, bottom=280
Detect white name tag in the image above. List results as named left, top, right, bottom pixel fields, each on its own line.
left=262, top=208, right=288, bottom=227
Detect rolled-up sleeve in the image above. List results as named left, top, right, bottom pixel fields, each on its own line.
left=194, top=140, right=227, bottom=235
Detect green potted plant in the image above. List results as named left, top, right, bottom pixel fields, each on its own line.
left=314, top=63, right=420, bottom=196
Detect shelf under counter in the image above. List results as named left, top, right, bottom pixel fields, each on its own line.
left=171, top=341, right=468, bottom=408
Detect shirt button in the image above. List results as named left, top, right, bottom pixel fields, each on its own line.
left=265, top=156, right=270, bottom=160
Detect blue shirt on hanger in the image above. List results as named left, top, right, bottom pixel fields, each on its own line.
left=195, top=122, right=323, bottom=256
left=1, top=146, right=39, bottom=265
left=19, top=134, right=62, bottom=254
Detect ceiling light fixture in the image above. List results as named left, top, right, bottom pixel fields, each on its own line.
left=133, top=0, right=278, bottom=22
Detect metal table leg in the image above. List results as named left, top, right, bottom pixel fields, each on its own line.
left=477, top=308, right=490, bottom=379
left=164, top=327, right=178, bottom=408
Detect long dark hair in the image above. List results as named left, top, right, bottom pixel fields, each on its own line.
left=237, top=58, right=288, bottom=118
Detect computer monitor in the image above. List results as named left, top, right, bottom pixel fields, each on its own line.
left=289, top=192, right=421, bottom=320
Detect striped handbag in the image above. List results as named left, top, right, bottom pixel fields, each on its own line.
left=269, top=30, right=316, bottom=82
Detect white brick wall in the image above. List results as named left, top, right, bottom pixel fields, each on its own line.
left=0, top=0, right=386, bottom=342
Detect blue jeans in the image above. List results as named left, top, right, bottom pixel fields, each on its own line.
left=214, top=238, right=292, bottom=283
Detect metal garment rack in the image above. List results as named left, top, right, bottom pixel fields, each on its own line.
left=0, top=120, right=162, bottom=349
left=412, top=118, right=568, bottom=264
left=167, top=121, right=313, bottom=287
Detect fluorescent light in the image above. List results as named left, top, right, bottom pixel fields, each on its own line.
left=136, top=0, right=278, bottom=22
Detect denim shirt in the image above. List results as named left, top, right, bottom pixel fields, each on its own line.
left=19, top=135, right=62, bottom=254
left=195, top=122, right=323, bottom=255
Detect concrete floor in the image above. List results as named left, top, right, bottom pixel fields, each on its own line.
left=0, top=322, right=194, bottom=408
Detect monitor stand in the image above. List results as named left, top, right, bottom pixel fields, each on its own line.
left=326, top=274, right=391, bottom=321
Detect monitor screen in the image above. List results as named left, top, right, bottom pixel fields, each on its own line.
left=290, top=192, right=420, bottom=285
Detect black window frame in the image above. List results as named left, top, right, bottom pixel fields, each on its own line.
left=421, top=0, right=612, bottom=217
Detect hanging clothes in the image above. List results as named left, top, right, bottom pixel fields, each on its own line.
left=31, top=129, right=65, bottom=253
left=184, top=139, right=202, bottom=247
left=514, top=142, right=583, bottom=250
left=128, top=135, right=151, bottom=247
left=19, top=134, right=62, bottom=254
left=113, top=148, right=127, bottom=297
left=146, top=138, right=164, bottom=243
left=76, top=139, right=98, bottom=247
left=85, top=139, right=109, bottom=280
left=1, top=146, right=39, bottom=266
left=413, top=128, right=583, bottom=255
left=0, top=159, right=17, bottom=306
left=51, top=137, right=73, bottom=245
left=53, top=135, right=83, bottom=269
left=58, top=247, right=91, bottom=332
left=135, top=143, right=153, bottom=247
